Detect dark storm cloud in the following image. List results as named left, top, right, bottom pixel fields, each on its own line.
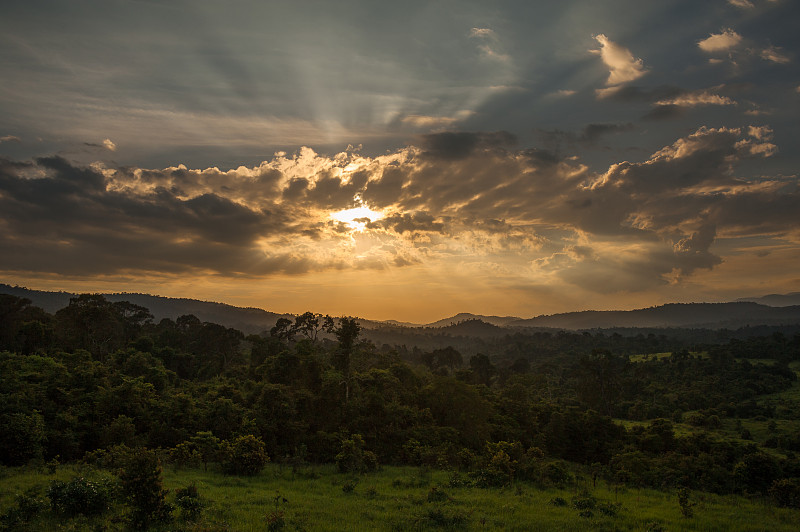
left=419, top=131, right=517, bottom=160
left=372, top=212, right=446, bottom=234
left=538, top=124, right=635, bottom=147
left=0, top=124, right=796, bottom=293
left=673, top=224, right=722, bottom=274
left=579, top=123, right=635, bottom=143
left=642, top=104, right=685, bottom=121
left=362, top=167, right=407, bottom=208
left=304, top=171, right=364, bottom=210
left=0, top=156, right=290, bottom=276
left=598, top=85, right=684, bottom=103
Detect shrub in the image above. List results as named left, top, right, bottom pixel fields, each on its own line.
left=174, top=483, right=204, bottom=521
left=341, top=479, right=357, bottom=493
left=677, top=487, right=695, bottom=518
left=447, top=472, right=471, bottom=488
left=265, top=491, right=289, bottom=531
left=421, top=507, right=469, bottom=528
left=0, top=487, right=47, bottom=530
left=572, top=493, right=597, bottom=511
left=769, top=478, right=800, bottom=509
left=119, top=448, right=173, bottom=529
left=426, top=486, right=449, bottom=503
left=48, top=476, right=113, bottom=517
left=221, top=434, right=269, bottom=476
left=170, top=442, right=201, bottom=469
left=542, top=461, right=572, bottom=487
left=336, top=434, right=378, bottom=474
left=83, top=444, right=133, bottom=469
left=597, top=500, right=622, bottom=517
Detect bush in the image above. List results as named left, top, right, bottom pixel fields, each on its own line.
left=174, top=483, right=204, bottom=521
left=83, top=444, right=133, bottom=469
left=336, top=434, right=378, bottom=474
left=170, top=442, right=201, bottom=469
left=572, top=493, right=597, bottom=511
left=119, top=448, right=173, bottom=529
left=48, top=476, right=113, bottom=517
left=447, top=472, right=472, bottom=488
left=0, top=487, right=47, bottom=531
left=426, top=486, right=449, bottom=503
left=421, top=507, right=469, bottom=528
left=769, top=478, right=800, bottom=509
left=221, top=435, right=269, bottom=476
left=549, top=497, right=567, bottom=507
left=677, top=487, right=695, bottom=518
left=542, top=461, right=572, bottom=487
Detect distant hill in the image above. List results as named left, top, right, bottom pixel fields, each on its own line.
left=4, top=283, right=800, bottom=334
left=735, top=292, right=800, bottom=307
left=0, top=284, right=289, bottom=334
left=508, top=302, right=800, bottom=330
left=423, top=313, right=523, bottom=328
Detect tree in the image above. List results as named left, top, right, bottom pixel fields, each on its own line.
left=469, top=353, right=497, bottom=386
left=190, top=431, right=220, bottom=471
left=16, top=320, right=54, bottom=355
left=196, top=323, right=245, bottom=377
left=270, top=318, right=294, bottom=341
left=331, top=317, right=361, bottom=402
left=576, top=349, right=628, bottom=416
left=0, top=411, right=46, bottom=465
left=422, top=347, right=463, bottom=372
left=0, top=295, right=51, bottom=352
left=292, top=312, right=331, bottom=342
left=112, top=301, right=153, bottom=343
left=420, top=377, right=492, bottom=449
left=55, top=294, right=125, bottom=358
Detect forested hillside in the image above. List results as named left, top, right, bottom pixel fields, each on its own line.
left=2, top=292, right=800, bottom=529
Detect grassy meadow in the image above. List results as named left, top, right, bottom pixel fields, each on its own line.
left=2, top=463, right=798, bottom=531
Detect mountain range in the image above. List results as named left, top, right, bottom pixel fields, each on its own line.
left=3, top=283, right=800, bottom=333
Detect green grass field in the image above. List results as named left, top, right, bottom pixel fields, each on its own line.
left=2, top=463, right=798, bottom=531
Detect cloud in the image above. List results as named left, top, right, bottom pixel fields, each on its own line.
left=401, top=111, right=474, bottom=129
left=672, top=224, right=723, bottom=275
left=760, top=45, right=790, bottom=64
left=596, top=84, right=683, bottom=102
left=642, top=104, right=684, bottom=121
left=538, top=123, right=634, bottom=146
left=579, top=123, right=635, bottom=143
left=640, top=87, right=736, bottom=119
left=728, top=0, right=754, bottom=8
left=0, top=126, right=796, bottom=296
left=590, top=34, right=648, bottom=86
left=655, top=88, right=736, bottom=107
left=84, top=138, right=118, bottom=151
left=698, top=29, right=742, bottom=53
left=418, top=131, right=517, bottom=160
left=0, top=135, right=21, bottom=143
left=469, top=27, right=511, bottom=63
left=747, top=125, right=773, bottom=140
left=469, top=28, right=495, bottom=39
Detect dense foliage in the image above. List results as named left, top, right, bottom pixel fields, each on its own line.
left=2, top=292, right=800, bottom=509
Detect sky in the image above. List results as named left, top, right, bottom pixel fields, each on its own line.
left=1, top=0, right=799, bottom=323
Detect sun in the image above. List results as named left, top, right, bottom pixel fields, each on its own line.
left=331, top=205, right=384, bottom=232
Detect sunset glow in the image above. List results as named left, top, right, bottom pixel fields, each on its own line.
left=331, top=205, right=385, bottom=232
left=1, top=1, right=798, bottom=322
